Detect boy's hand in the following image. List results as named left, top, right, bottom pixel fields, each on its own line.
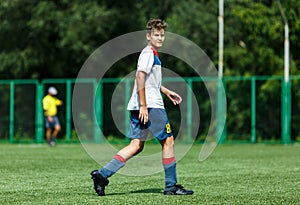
left=167, top=91, right=182, bottom=105
left=48, top=116, right=53, bottom=123
left=139, top=105, right=148, bottom=124
left=160, top=86, right=182, bottom=105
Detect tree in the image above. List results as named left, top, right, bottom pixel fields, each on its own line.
left=0, top=0, right=117, bottom=79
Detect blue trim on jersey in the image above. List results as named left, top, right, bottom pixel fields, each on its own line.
left=153, top=55, right=161, bottom=66
left=151, top=47, right=161, bottom=66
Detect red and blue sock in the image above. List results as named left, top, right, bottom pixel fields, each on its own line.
left=100, top=154, right=126, bottom=178
left=163, top=157, right=177, bottom=190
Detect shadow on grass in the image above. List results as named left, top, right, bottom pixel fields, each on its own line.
left=106, top=188, right=162, bottom=196
left=106, top=192, right=127, bottom=196
left=130, top=188, right=162, bottom=194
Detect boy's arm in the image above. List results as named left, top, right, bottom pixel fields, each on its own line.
left=43, top=102, right=53, bottom=122
left=55, top=98, right=63, bottom=106
left=44, top=110, right=54, bottom=122
left=160, top=86, right=182, bottom=105
left=136, top=71, right=148, bottom=124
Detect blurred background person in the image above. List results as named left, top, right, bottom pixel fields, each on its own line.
left=43, top=87, right=63, bottom=146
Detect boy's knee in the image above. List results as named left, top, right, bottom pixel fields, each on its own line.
left=131, top=141, right=144, bottom=154
left=135, top=143, right=144, bottom=154
left=55, top=125, right=61, bottom=132
left=162, top=136, right=174, bottom=147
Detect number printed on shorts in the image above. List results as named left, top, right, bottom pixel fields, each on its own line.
left=165, top=123, right=171, bottom=134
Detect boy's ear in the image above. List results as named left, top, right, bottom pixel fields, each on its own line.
left=146, top=33, right=151, bottom=41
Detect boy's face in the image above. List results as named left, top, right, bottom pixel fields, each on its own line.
left=147, top=28, right=165, bottom=49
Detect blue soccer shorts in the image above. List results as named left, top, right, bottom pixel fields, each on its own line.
left=45, top=116, right=60, bottom=129
left=127, top=108, right=173, bottom=141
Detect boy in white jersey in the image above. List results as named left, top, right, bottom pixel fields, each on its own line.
left=91, top=18, right=194, bottom=196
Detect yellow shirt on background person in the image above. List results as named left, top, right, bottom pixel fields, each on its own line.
left=43, top=94, right=61, bottom=116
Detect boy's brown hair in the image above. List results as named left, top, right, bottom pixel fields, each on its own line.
left=146, top=18, right=167, bottom=33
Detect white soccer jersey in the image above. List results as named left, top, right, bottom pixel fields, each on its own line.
left=127, top=45, right=164, bottom=110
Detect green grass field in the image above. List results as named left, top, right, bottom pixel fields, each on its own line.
left=1, top=143, right=299, bottom=205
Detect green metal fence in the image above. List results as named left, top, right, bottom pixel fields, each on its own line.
left=0, top=76, right=295, bottom=144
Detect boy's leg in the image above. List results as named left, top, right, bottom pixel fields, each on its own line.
left=160, top=136, right=177, bottom=190
left=100, top=138, right=145, bottom=178
left=160, top=136, right=194, bottom=195
left=52, top=124, right=61, bottom=139
left=45, top=117, right=54, bottom=146
left=91, top=138, right=145, bottom=196
left=45, top=128, right=52, bottom=142
left=51, top=116, right=61, bottom=140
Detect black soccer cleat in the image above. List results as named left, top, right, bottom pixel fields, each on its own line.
left=90, top=170, right=109, bottom=196
left=163, top=184, right=194, bottom=195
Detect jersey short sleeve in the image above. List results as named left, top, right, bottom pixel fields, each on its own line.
left=137, top=49, right=154, bottom=74
left=55, top=99, right=61, bottom=105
